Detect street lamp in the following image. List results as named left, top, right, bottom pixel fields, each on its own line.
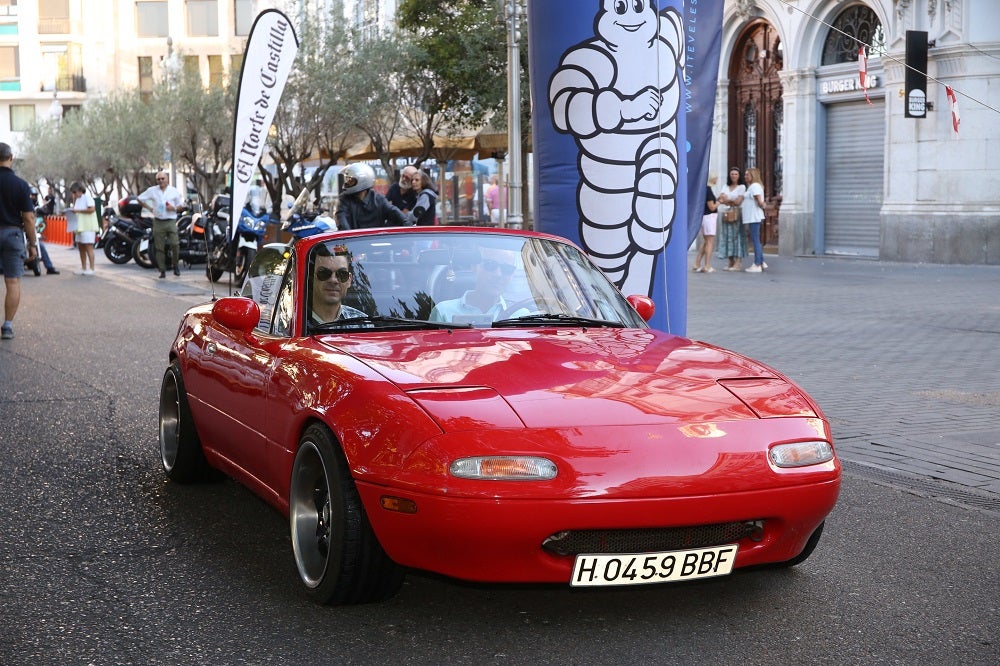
left=504, top=0, right=525, bottom=230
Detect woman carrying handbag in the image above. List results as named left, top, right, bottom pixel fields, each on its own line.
left=715, top=166, right=747, bottom=271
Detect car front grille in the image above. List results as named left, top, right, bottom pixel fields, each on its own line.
left=541, top=521, right=765, bottom=556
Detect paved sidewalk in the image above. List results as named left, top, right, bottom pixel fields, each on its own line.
left=38, top=243, right=1000, bottom=509
left=686, top=252, right=1000, bottom=510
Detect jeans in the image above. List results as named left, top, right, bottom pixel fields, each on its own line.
left=747, top=222, right=763, bottom=266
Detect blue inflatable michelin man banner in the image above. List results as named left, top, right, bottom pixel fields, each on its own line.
left=528, top=0, right=722, bottom=335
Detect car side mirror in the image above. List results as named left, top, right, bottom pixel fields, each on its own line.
left=212, top=297, right=260, bottom=337
left=626, top=295, right=655, bottom=322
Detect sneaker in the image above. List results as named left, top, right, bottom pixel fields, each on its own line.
left=704, top=266, right=715, bottom=273
left=1, top=325, right=12, bottom=340
left=46, top=268, right=60, bottom=275
left=82, top=269, right=95, bottom=276
left=692, top=265, right=702, bottom=273
left=745, top=264, right=762, bottom=273
left=762, top=262, right=769, bottom=270
left=158, top=271, right=166, bottom=279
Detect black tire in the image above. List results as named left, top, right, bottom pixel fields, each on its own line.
left=158, top=361, right=212, bottom=483
left=774, top=521, right=825, bottom=568
left=289, top=424, right=404, bottom=605
left=133, top=237, right=156, bottom=269
left=206, top=242, right=227, bottom=282
left=235, top=246, right=256, bottom=285
left=104, top=237, right=133, bottom=264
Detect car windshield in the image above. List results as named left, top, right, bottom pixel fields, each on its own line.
left=304, top=231, right=647, bottom=332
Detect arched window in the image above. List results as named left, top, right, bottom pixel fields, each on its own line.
left=821, top=4, right=886, bottom=65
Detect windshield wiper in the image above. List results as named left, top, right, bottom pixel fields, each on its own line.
left=312, top=315, right=473, bottom=332
left=491, top=313, right=625, bottom=328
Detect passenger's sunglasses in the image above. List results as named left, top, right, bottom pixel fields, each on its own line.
left=316, top=267, right=351, bottom=283
left=481, top=259, right=516, bottom=277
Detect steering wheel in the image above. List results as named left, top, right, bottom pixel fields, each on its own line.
left=500, top=297, right=568, bottom=319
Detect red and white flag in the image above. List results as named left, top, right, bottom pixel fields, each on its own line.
left=858, top=46, right=872, bottom=105
left=946, top=86, right=961, bottom=133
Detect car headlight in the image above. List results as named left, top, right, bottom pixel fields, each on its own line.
left=769, top=441, right=835, bottom=468
left=450, top=456, right=558, bottom=480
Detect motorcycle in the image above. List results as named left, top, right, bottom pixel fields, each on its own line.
left=132, top=205, right=221, bottom=271
left=97, top=204, right=138, bottom=265
left=204, top=195, right=271, bottom=284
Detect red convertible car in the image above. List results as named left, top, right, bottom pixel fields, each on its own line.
left=159, top=227, right=840, bottom=604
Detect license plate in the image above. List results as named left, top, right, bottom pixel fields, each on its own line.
left=570, top=544, right=738, bottom=587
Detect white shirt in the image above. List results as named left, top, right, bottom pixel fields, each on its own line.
left=138, top=184, right=184, bottom=220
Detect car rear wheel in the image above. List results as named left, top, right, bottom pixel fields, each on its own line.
left=158, top=361, right=212, bottom=483
left=289, top=424, right=404, bottom=605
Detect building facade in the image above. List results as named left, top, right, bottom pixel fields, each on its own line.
left=4, top=1, right=995, bottom=264
left=712, top=0, right=999, bottom=264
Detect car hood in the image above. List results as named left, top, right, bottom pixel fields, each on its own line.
left=320, top=329, right=818, bottom=430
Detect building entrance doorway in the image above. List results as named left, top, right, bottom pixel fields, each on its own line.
left=728, top=20, right=783, bottom=248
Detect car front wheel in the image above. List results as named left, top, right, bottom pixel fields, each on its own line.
left=158, top=362, right=212, bottom=482
left=289, top=424, right=404, bottom=605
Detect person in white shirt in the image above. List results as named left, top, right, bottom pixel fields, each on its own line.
left=137, top=171, right=184, bottom=278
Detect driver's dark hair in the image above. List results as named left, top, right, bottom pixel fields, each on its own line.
left=315, top=242, right=352, bottom=271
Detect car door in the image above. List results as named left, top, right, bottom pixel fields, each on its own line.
left=188, top=246, right=291, bottom=480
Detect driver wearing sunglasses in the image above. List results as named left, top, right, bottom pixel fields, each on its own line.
left=429, top=247, right=518, bottom=324
left=309, top=244, right=368, bottom=327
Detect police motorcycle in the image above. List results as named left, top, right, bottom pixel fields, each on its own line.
left=282, top=187, right=338, bottom=239
left=204, top=194, right=272, bottom=284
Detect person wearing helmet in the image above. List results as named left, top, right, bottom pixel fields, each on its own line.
left=335, top=163, right=410, bottom=230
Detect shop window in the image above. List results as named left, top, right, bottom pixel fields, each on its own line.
left=187, top=0, right=219, bottom=37
left=38, top=0, right=69, bottom=34
left=234, top=0, right=251, bottom=36
left=822, top=5, right=886, bottom=65
left=9, top=104, right=33, bottom=131
left=137, top=1, right=168, bottom=37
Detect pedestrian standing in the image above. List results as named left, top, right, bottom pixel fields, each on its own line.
left=692, top=173, right=719, bottom=273
left=386, top=165, right=418, bottom=215
left=716, top=166, right=747, bottom=271
left=485, top=175, right=505, bottom=226
left=69, top=182, right=99, bottom=275
left=0, top=142, right=38, bottom=340
left=406, top=170, right=439, bottom=227
left=742, top=167, right=767, bottom=273
left=138, top=171, right=183, bottom=278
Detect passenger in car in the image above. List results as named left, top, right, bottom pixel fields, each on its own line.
left=309, top=244, right=368, bottom=327
left=429, top=247, right=517, bottom=324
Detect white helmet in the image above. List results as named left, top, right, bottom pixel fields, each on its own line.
left=341, top=163, right=375, bottom=196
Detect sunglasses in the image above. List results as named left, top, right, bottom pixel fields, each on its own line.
left=481, top=259, right=516, bottom=277
left=316, top=267, right=351, bottom=283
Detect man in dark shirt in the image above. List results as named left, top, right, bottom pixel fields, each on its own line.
left=335, top=163, right=410, bottom=230
left=386, top=165, right=418, bottom=214
left=0, top=142, right=38, bottom=339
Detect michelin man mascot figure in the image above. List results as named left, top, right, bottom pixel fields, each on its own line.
left=548, top=1, right=684, bottom=298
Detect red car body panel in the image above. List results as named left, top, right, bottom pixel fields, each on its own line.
left=168, top=228, right=841, bottom=586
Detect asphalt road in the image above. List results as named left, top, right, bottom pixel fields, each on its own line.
left=1, top=249, right=997, bottom=665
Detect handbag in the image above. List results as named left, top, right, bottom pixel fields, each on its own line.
left=722, top=208, right=739, bottom=224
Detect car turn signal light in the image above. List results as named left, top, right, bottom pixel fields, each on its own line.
left=450, top=456, right=558, bottom=481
